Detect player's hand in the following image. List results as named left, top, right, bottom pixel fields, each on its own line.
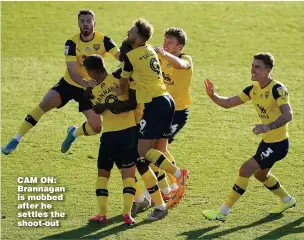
left=253, top=124, right=270, bottom=135
left=87, top=79, right=97, bottom=88
left=155, top=46, right=166, bottom=57
left=205, top=79, right=215, bottom=98
left=112, top=83, right=124, bottom=95
left=93, top=104, right=107, bottom=114
left=82, top=87, right=94, bottom=100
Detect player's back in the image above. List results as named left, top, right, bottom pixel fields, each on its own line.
left=91, top=74, right=136, bottom=133
left=123, top=44, right=167, bottom=104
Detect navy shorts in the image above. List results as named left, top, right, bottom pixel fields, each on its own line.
left=97, top=127, right=137, bottom=171
left=168, top=108, right=189, bottom=144
left=51, top=78, right=91, bottom=112
left=138, top=95, right=175, bottom=139
left=253, top=138, right=289, bottom=169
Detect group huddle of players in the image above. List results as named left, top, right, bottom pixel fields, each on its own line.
left=3, top=8, right=296, bottom=225
left=2, top=9, right=193, bottom=224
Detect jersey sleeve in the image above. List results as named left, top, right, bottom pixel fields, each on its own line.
left=179, top=53, right=192, bottom=69
left=121, top=55, right=133, bottom=79
left=272, top=83, right=289, bottom=106
left=103, top=36, right=119, bottom=56
left=238, top=85, right=253, bottom=102
left=64, top=40, right=77, bottom=62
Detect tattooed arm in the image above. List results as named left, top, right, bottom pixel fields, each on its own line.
left=253, top=104, right=293, bottom=135
left=268, top=104, right=293, bottom=130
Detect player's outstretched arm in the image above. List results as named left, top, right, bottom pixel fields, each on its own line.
left=205, top=79, right=244, bottom=109
left=156, top=46, right=190, bottom=69
left=67, top=62, right=96, bottom=88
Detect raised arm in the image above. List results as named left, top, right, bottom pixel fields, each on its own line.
left=205, top=79, right=244, bottom=109
left=156, top=46, right=190, bottom=69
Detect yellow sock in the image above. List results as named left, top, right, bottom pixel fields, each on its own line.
left=123, top=178, right=136, bottom=215
left=145, top=149, right=177, bottom=175
left=164, top=150, right=176, bottom=183
left=263, top=175, right=289, bottom=200
left=74, top=122, right=98, bottom=137
left=95, top=177, right=109, bottom=216
left=18, top=106, right=45, bottom=137
left=157, top=170, right=170, bottom=193
left=148, top=164, right=170, bottom=193
left=134, top=177, right=143, bottom=200
left=141, top=168, right=163, bottom=206
left=224, top=176, right=250, bottom=208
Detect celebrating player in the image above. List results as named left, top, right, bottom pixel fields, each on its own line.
left=2, top=9, right=120, bottom=155
left=82, top=54, right=137, bottom=225
left=153, top=27, right=193, bottom=203
left=202, top=52, right=296, bottom=221
left=117, top=18, right=190, bottom=217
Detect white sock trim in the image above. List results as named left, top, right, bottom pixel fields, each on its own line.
left=173, top=169, right=181, bottom=179
left=14, top=134, right=22, bottom=142
left=155, top=203, right=166, bottom=211
left=134, top=194, right=145, bottom=203
left=220, top=204, right=230, bottom=216
left=161, top=186, right=171, bottom=195
left=282, top=195, right=292, bottom=203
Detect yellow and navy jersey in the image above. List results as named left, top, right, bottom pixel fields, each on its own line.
left=121, top=44, right=168, bottom=104
left=91, top=74, right=136, bottom=133
left=238, top=80, right=290, bottom=143
left=158, top=53, right=193, bottom=110
left=64, top=32, right=119, bottom=88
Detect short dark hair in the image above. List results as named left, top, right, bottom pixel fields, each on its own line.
left=165, top=27, right=187, bottom=46
left=78, top=9, right=95, bottom=20
left=83, top=54, right=106, bottom=73
left=134, top=18, right=154, bottom=42
left=253, top=52, right=274, bottom=69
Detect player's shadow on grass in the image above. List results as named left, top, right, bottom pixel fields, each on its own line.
left=255, top=216, right=304, bottom=240
left=42, top=214, right=151, bottom=239
left=178, top=213, right=286, bottom=239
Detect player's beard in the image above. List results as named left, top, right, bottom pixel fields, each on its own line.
left=81, top=27, right=93, bottom=37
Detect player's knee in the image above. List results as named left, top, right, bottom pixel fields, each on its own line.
left=39, top=90, right=62, bottom=112
left=136, top=161, right=149, bottom=175
left=89, top=122, right=102, bottom=134
left=98, top=169, right=110, bottom=178
left=153, top=140, right=167, bottom=152
left=121, top=165, right=136, bottom=179
left=254, top=171, right=269, bottom=182
left=138, top=148, right=148, bottom=158
left=239, top=165, right=251, bottom=177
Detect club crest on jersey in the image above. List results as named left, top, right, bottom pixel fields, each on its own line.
left=85, top=47, right=90, bottom=51
left=277, top=86, right=288, bottom=96
left=93, top=44, right=100, bottom=51
left=166, top=64, right=171, bottom=68
left=260, top=94, right=263, bottom=99
left=265, top=91, right=270, bottom=99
